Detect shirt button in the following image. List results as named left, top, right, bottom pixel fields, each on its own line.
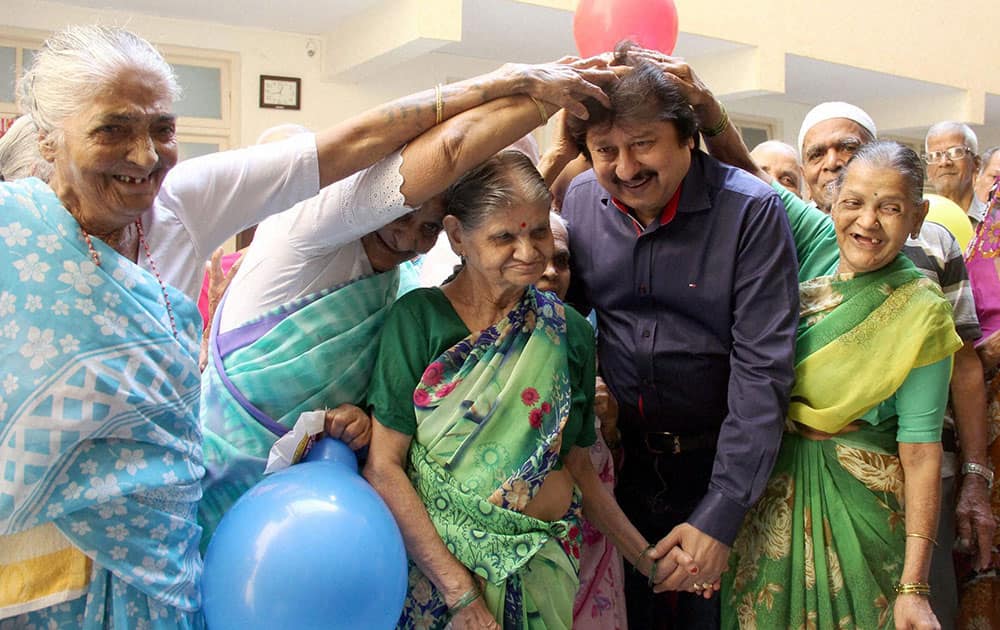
left=642, top=330, right=651, bottom=338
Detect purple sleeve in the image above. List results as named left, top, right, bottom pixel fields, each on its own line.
left=687, top=191, right=799, bottom=545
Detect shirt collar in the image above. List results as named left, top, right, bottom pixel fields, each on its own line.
left=600, top=151, right=714, bottom=221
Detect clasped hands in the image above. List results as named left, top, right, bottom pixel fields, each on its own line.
left=643, top=522, right=731, bottom=599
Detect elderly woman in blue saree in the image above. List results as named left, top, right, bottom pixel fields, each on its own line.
left=0, top=25, right=616, bottom=629
left=364, top=152, right=688, bottom=630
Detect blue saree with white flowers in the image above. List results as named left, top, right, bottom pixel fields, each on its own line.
left=0, top=178, right=205, bottom=629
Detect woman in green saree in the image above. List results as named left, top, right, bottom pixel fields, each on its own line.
left=719, top=142, right=963, bottom=629
left=365, top=151, right=685, bottom=629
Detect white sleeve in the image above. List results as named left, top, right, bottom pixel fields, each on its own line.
left=282, top=149, right=411, bottom=254
left=156, top=132, right=320, bottom=261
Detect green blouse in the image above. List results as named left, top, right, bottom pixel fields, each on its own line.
left=368, top=287, right=597, bottom=456
left=772, top=182, right=952, bottom=443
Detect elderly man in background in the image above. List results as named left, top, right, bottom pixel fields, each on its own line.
left=925, top=122, right=986, bottom=228
left=749, top=139, right=803, bottom=199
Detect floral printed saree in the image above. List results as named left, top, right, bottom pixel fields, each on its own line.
left=398, top=287, right=582, bottom=630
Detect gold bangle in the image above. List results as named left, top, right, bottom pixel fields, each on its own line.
left=895, top=582, right=931, bottom=596
left=905, top=532, right=938, bottom=546
left=699, top=101, right=729, bottom=138
left=529, top=96, right=549, bottom=126
left=435, top=83, right=443, bottom=125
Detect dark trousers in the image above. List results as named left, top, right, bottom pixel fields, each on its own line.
left=615, top=435, right=721, bottom=630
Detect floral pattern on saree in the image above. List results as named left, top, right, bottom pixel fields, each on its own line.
left=400, top=287, right=581, bottom=629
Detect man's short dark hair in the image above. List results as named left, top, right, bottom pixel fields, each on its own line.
left=566, top=40, right=698, bottom=160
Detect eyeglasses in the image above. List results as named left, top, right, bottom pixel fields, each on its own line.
left=922, top=146, right=974, bottom=164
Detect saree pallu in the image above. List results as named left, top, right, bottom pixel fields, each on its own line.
left=726, top=422, right=905, bottom=630
left=198, top=270, right=399, bottom=548
left=399, top=287, right=581, bottom=630
left=790, top=257, right=960, bottom=435
left=0, top=178, right=205, bottom=629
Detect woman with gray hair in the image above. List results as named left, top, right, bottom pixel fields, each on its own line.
left=365, top=151, right=684, bottom=629
left=0, top=114, right=51, bottom=182
left=0, top=24, right=614, bottom=629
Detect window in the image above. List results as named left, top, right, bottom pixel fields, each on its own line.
left=0, top=30, right=239, bottom=158
left=732, top=117, right=776, bottom=152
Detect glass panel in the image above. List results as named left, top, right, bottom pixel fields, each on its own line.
left=178, top=141, right=220, bottom=161
left=172, top=64, right=222, bottom=119
left=0, top=47, right=15, bottom=103
left=21, top=48, right=38, bottom=74
left=739, top=126, right=770, bottom=151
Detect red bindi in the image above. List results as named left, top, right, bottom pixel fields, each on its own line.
left=520, top=222, right=527, bottom=228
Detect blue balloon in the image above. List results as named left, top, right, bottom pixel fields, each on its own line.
left=202, top=438, right=408, bottom=629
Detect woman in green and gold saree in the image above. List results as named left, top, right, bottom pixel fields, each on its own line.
left=365, top=151, right=681, bottom=630
left=721, top=142, right=962, bottom=629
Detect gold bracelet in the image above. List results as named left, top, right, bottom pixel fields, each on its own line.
left=529, top=96, right=549, bottom=126
left=895, top=582, right=931, bottom=596
left=905, top=532, right=938, bottom=546
left=435, top=83, right=443, bottom=125
left=699, top=101, right=729, bottom=138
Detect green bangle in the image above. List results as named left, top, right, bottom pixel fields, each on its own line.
left=636, top=544, right=657, bottom=587
left=699, top=101, right=729, bottom=138
left=449, top=587, right=481, bottom=616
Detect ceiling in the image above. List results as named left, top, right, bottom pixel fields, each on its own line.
left=40, top=0, right=1000, bottom=144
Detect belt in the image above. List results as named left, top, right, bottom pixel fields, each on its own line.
left=641, top=430, right=719, bottom=456
left=942, top=427, right=958, bottom=454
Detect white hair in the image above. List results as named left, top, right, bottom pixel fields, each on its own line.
left=925, top=121, right=979, bottom=153
left=17, top=25, right=180, bottom=150
left=0, top=115, right=52, bottom=182
left=549, top=210, right=569, bottom=234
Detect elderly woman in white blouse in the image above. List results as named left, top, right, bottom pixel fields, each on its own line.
left=0, top=23, right=613, bottom=629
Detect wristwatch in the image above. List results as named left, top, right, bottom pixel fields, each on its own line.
left=961, top=462, right=995, bottom=489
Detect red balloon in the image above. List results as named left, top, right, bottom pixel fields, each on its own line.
left=573, top=0, right=679, bottom=58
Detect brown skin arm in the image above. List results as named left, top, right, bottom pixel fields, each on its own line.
left=314, top=61, right=617, bottom=189
left=396, top=95, right=557, bottom=207
left=363, top=420, right=499, bottom=629
left=950, top=341, right=996, bottom=569
left=977, top=329, right=1000, bottom=372
left=562, top=446, right=697, bottom=584
left=894, top=442, right=943, bottom=630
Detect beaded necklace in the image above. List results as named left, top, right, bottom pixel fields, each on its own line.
left=81, top=219, right=178, bottom=338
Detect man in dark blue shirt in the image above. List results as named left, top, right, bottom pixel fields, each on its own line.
left=560, top=48, right=799, bottom=629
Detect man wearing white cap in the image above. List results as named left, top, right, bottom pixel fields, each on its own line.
left=924, top=122, right=986, bottom=227
left=796, top=101, right=877, bottom=210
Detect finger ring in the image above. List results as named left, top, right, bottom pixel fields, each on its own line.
left=692, top=583, right=704, bottom=591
